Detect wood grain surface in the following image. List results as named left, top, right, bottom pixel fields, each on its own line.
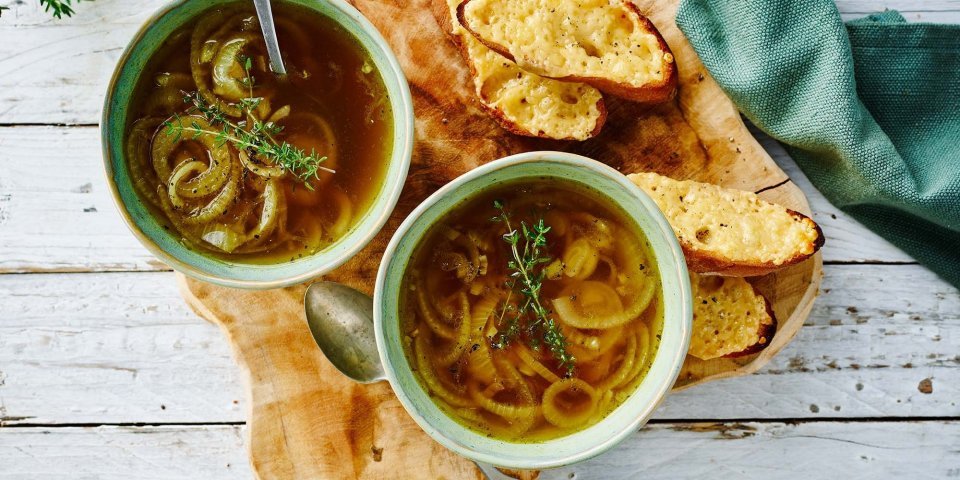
left=4, top=421, right=959, bottom=479
left=176, top=0, right=821, bottom=477
left=178, top=280, right=483, bottom=479
left=5, top=1, right=959, bottom=479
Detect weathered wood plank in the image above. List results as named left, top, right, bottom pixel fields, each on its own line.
left=547, top=420, right=960, bottom=480
left=0, top=0, right=152, bottom=126
left=0, top=272, right=245, bottom=425
left=0, top=425, right=251, bottom=480
left=2, top=421, right=958, bottom=480
left=0, top=0, right=956, bottom=477
left=0, top=127, right=167, bottom=272
left=1, top=265, right=956, bottom=425
left=0, top=0, right=957, bottom=124
left=664, top=264, right=959, bottom=418
left=0, top=126, right=915, bottom=272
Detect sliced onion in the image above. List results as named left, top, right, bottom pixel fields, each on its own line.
left=238, top=149, right=285, bottom=178
left=514, top=344, right=561, bottom=383
left=246, top=178, right=283, bottom=244
left=542, top=378, right=599, bottom=428
left=126, top=118, right=163, bottom=207
left=621, top=321, right=654, bottom=390
left=416, top=282, right=457, bottom=340
left=267, top=105, right=291, bottom=123
left=435, top=292, right=472, bottom=367
left=151, top=115, right=231, bottom=192
left=180, top=159, right=240, bottom=226
left=190, top=15, right=243, bottom=117
left=166, top=160, right=207, bottom=209
left=200, top=224, right=248, bottom=253
left=466, top=341, right=497, bottom=385
left=212, top=35, right=256, bottom=101
left=328, top=188, right=353, bottom=239
left=414, top=334, right=472, bottom=408
left=562, top=238, right=599, bottom=280
left=552, top=281, right=627, bottom=329
left=596, top=333, right=637, bottom=390
left=468, top=382, right=538, bottom=422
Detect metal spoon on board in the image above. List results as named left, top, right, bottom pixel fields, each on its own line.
left=302, top=282, right=519, bottom=479
left=304, top=282, right=385, bottom=383
left=253, top=0, right=287, bottom=75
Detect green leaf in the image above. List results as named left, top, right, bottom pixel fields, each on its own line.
left=40, top=0, right=85, bottom=19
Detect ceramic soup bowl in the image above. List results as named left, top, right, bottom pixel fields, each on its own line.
left=102, top=0, right=413, bottom=289
left=375, top=151, right=692, bottom=469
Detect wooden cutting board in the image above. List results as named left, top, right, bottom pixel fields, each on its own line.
left=177, top=0, right=822, bottom=477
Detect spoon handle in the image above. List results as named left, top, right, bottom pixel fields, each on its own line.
left=253, top=0, right=287, bottom=75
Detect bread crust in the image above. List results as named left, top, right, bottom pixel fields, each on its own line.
left=723, top=284, right=777, bottom=358
left=481, top=96, right=608, bottom=140
left=457, top=0, right=677, bottom=104
left=682, top=210, right=824, bottom=277
left=628, top=172, right=825, bottom=277
left=434, top=0, right=607, bottom=140
left=689, top=275, right=778, bottom=360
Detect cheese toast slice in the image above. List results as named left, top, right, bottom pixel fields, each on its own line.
left=628, top=172, right=824, bottom=276
left=458, top=0, right=677, bottom=103
left=435, top=0, right=606, bottom=140
left=690, top=274, right=776, bottom=360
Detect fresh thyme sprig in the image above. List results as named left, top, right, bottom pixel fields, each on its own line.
left=162, top=55, right=333, bottom=189
left=0, top=0, right=89, bottom=19
left=490, top=200, right=575, bottom=375
left=40, top=0, right=84, bottom=18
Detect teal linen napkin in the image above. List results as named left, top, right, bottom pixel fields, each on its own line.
left=675, top=1, right=960, bottom=288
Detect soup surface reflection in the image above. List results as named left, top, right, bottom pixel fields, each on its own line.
left=125, top=2, right=392, bottom=263
left=400, top=180, right=663, bottom=442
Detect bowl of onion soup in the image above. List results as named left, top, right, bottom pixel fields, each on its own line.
left=375, top=151, right=691, bottom=469
left=102, top=0, right=413, bottom=288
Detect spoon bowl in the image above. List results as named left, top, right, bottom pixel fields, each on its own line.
left=304, top=282, right=385, bottom=383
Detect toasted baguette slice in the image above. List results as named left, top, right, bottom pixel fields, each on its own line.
left=628, top=172, right=824, bottom=276
left=457, top=0, right=677, bottom=103
left=436, top=0, right=606, bottom=140
left=689, top=274, right=776, bottom=360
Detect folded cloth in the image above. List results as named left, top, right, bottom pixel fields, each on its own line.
left=676, top=1, right=960, bottom=288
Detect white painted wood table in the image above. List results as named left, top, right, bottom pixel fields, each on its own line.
left=1, top=1, right=958, bottom=478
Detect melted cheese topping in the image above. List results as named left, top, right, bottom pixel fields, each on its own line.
left=629, top=173, right=820, bottom=265
left=462, top=0, right=669, bottom=87
left=448, top=0, right=603, bottom=140
left=689, top=275, right=773, bottom=360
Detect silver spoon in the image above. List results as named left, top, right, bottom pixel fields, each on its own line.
left=304, top=282, right=384, bottom=383
left=253, top=0, right=287, bottom=75
left=303, top=282, right=520, bottom=479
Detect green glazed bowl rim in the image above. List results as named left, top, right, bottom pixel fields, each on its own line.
left=101, top=0, right=414, bottom=289
left=374, top=151, right=692, bottom=469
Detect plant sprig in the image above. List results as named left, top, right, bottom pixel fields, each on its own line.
left=491, top=200, right=575, bottom=375
left=0, top=0, right=89, bottom=19
left=163, top=55, right=333, bottom=189
left=40, top=0, right=84, bottom=18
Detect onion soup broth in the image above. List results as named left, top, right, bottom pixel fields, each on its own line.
left=125, top=2, right=392, bottom=263
left=400, top=179, right=663, bottom=442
